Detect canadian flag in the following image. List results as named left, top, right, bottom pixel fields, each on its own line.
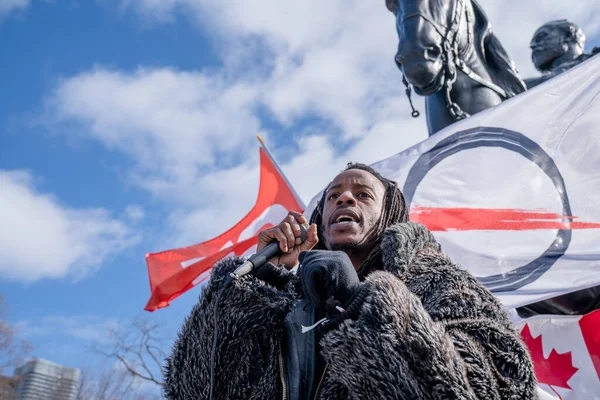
left=144, top=145, right=304, bottom=311
left=516, top=310, right=600, bottom=399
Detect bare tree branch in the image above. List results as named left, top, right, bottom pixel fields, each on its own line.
left=145, top=344, right=164, bottom=371
left=0, top=294, right=32, bottom=399
left=93, top=317, right=168, bottom=391
left=76, top=362, right=161, bottom=400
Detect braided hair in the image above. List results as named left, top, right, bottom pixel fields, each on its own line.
left=309, top=162, right=409, bottom=278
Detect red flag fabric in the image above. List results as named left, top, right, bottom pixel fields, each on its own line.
left=144, top=148, right=304, bottom=311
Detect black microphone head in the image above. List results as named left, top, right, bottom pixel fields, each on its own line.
left=299, top=223, right=310, bottom=243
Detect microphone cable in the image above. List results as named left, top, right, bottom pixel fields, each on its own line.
left=209, top=224, right=308, bottom=399
left=209, top=274, right=233, bottom=400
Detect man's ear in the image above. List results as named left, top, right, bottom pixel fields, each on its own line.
left=566, top=25, right=579, bottom=44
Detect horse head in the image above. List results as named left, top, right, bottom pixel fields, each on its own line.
left=387, top=0, right=472, bottom=96
left=387, top=0, right=526, bottom=134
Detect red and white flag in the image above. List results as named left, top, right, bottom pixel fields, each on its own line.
left=144, top=145, right=304, bottom=311
left=517, top=310, right=600, bottom=399
left=306, top=56, right=600, bottom=310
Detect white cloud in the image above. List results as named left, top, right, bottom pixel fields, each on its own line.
left=163, top=159, right=263, bottom=247
left=16, top=315, right=119, bottom=344
left=118, top=0, right=179, bottom=23
left=0, top=170, right=140, bottom=282
left=49, top=68, right=261, bottom=170
left=184, top=0, right=409, bottom=139
left=124, top=204, right=145, bottom=222
left=111, top=0, right=600, bottom=141
left=121, top=0, right=600, bottom=80
left=45, top=0, right=599, bottom=248
left=0, top=0, right=29, bottom=21
left=48, top=67, right=265, bottom=205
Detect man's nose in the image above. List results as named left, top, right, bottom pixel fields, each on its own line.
left=530, top=42, right=543, bottom=50
left=336, top=191, right=356, bottom=206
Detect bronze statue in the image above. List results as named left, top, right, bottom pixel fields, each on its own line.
left=386, top=6, right=600, bottom=317
left=525, top=19, right=600, bottom=89
left=386, top=0, right=526, bottom=136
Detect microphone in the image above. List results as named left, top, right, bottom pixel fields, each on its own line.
left=230, top=223, right=310, bottom=279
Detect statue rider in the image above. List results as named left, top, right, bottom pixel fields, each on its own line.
left=516, top=19, right=600, bottom=318
left=525, top=19, right=599, bottom=88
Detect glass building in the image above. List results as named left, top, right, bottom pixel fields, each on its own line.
left=14, top=359, right=79, bottom=400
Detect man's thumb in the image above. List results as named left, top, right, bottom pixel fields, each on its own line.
left=300, top=223, right=318, bottom=250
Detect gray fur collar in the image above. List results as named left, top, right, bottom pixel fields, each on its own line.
left=380, top=222, right=442, bottom=278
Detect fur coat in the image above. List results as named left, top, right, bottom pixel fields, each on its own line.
left=164, top=222, right=538, bottom=399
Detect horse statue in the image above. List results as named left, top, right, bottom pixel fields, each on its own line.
left=386, top=0, right=527, bottom=136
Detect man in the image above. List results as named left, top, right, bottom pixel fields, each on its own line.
left=164, top=163, right=538, bottom=399
left=525, top=19, right=599, bottom=88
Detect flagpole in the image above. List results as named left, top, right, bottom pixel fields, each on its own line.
left=256, top=135, right=307, bottom=210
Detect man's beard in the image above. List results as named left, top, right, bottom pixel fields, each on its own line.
left=323, top=216, right=380, bottom=254
left=328, top=229, right=378, bottom=254
left=329, top=241, right=360, bottom=252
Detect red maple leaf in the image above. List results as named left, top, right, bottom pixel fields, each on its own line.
left=521, top=324, right=579, bottom=395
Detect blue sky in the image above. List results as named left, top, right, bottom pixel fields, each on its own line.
left=1, top=0, right=598, bottom=389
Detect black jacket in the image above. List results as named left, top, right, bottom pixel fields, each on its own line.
left=164, top=222, right=538, bottom=399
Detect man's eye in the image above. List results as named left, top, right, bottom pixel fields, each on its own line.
left=327, top=193, right=338, bottom=200
left=358, top=192, right=370, bottom=198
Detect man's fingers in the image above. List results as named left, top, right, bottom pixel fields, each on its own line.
left=288, top=211, right=307, bottom=225
left=270, top=229, right=289, bottom=253
left=256, top=230, right=271, bottom=251
left=285, top=213, right=307, bottom=245
left=257, top=212, right=310, bottom=256
left=299, top=224, right=319, bottom=251
left=291, top=222, right=302, bottom=244
left=280, top=222, right=296, bottom=252
left=257, top=227, right=289, bottom=252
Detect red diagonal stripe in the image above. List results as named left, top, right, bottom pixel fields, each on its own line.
left=410, top=207, right=600, bottom=231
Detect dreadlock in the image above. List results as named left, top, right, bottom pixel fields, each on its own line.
left=309, top=162, right=409, bottom=278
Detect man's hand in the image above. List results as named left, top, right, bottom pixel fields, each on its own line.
left=298, top=250, right=360, bottom=308
left=256, top=211, right=318, bottom=270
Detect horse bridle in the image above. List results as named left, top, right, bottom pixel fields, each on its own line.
left=396, top=0, right=513, bottom=121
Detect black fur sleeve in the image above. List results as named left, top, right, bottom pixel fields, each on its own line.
left=163, top=256, right=297, bottom=400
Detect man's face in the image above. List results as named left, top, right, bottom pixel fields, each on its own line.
left=321, top=169, right=386, bottom=252
left=530, top=26, right=567, bottom=71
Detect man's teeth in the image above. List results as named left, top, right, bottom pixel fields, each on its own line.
left=335, top=216, right=355, bottom=223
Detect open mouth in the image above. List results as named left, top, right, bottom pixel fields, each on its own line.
left=413, top=69, right=445, bottom=96
left=334, top=216, right=356, bottom=224
left=331, top=211, right=360, bottom=227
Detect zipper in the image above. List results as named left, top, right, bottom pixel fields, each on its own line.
left=313, top=364, right=328, bottom=400
left=278, top=343, right=287, bottom=400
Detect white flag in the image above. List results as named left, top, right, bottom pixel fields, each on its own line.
left=307, top=55, right=600, bottom=309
